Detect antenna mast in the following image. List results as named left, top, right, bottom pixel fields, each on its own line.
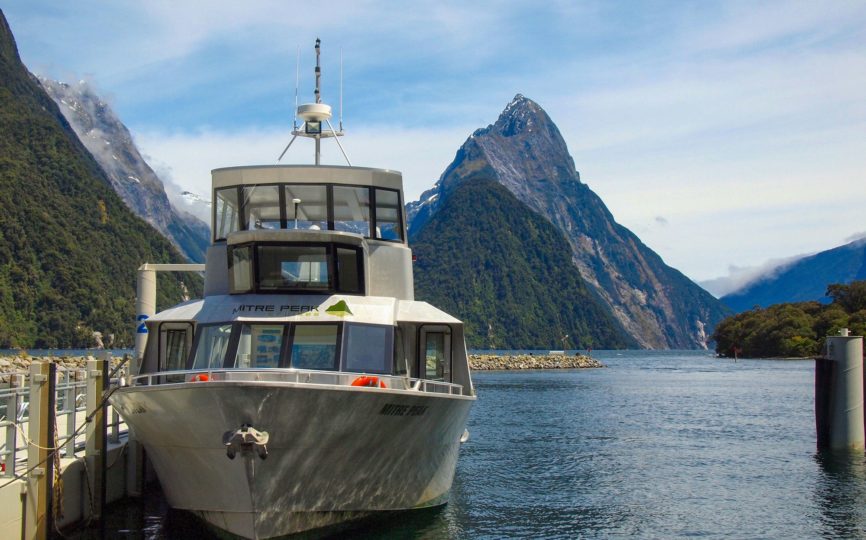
left=277, top=39, right=351, bottom=166
left=293, top=46, right=300, bottom=130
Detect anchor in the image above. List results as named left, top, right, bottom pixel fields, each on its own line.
left=223, top=424, right=270, bottom=460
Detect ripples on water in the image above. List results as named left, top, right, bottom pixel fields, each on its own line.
left=71, top=351, right=866, bottom=538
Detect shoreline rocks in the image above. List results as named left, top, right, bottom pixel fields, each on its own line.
left=0, top=352, right=605, bottom=382
left=469, top=353, right=603, bottom=370
left=0, top=355, right=128, bottom=383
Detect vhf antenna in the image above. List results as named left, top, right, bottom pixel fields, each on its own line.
left=293, top=45, right=300, bottom=131
left=277, top=38, right=351, bottom=166
left=314, top=38, right=322, bottom=104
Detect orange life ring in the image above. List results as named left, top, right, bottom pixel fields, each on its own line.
left=350, top=375, right=386, bottom=388
left=190, top=373, right=210, bottom=382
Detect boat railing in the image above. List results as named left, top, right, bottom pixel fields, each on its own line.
left=128, top=368, right=468, bottom=396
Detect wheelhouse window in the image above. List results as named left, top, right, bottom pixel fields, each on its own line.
left=243, top=185, right=282, bottom=230
left=342, top=323, right=393, bottom=374
left=258, top=245, right=329, bottom=291
left=214, top=183, right=405, bottom=242
left=228, top=242, right=364, bottom=295
left=285, top=185, right=328, bottom=230
left=215, top=187, right=240, bottom=240
left=191, top=324, right=233, bottom=370
left=230, top=245, right=253, bottom=293
left=234, top=324, right=284, bottom=368
left=336, top=247, right=361, bottom=293
left=333, top=186, right=371, bottom=236
left=375, top=188, right=403, bottom=241
left=290, top=324, right=340, bottom=370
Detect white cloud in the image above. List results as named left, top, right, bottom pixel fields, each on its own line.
left=698, top=256, right=804, bottom=298
left=7, top=0, right=866, bottom=283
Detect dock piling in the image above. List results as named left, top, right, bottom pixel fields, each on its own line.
left=816, top=330, right=865, bottom=451
left=25, top=361, right=55, bottom=540
left=85, top=356, right=107, bottom=521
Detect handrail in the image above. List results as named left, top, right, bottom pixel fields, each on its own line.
left=128, top=367, right=467, bottom=396
left=0, top=367, right=128, bottom=477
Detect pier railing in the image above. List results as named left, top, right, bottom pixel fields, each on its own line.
left=0, top=358, right=127, bottom=478
left=0, top=355, right=132, bottom=538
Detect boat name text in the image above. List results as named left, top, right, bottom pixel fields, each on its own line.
left=232, top=304, right=319, bottom=314
left=379, top=404, right=428, bottom=417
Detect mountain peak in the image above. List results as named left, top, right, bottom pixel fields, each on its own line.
left=409, top=91, right=730, bottom=348
left=491, top=93, right=550, bottom=138
left=0, top=10, right=22, bottom=66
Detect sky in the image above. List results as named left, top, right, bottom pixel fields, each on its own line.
left=3, top=1, right=866, bottom=293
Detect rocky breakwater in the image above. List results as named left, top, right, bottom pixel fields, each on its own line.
left=469, top=353, right=603, bottom=370
left=0, top=354, right=129, bottom=384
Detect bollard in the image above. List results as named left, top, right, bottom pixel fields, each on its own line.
left=85, top=356, right=107, bottom=521
left=816, top=330, right=865, bottom=450
left=25, top=361, right=55, bottom=540
left=3, top=374, right=23, bottom=479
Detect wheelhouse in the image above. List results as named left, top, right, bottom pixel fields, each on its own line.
left=213, top=178, right=405, bottom=243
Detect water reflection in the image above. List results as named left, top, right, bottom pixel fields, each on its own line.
left=814, top=451, right=866, bottom=538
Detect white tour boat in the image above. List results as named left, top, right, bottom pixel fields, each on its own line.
left=110, top=40, right=476, bottom=539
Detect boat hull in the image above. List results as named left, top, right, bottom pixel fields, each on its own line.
left=111, top=381, right=474, bottom=539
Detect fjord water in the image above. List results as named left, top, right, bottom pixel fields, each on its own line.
left=78, top=351, right=866, bottom=538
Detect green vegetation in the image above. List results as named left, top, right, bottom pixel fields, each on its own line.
left=0, top=13, right=202, bottom=348
left=712, top=280, right=866, bottom=358
left=412, top=178, right=634, bottom=350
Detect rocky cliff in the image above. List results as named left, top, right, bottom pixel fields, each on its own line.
left=38, top=78, right=210, bottom=263
left=409, top=95, right=729, bottom=349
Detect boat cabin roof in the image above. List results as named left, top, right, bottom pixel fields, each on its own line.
left=212, top=165, right=403, bottom=191
left=148, top=295, right=461, bottom=326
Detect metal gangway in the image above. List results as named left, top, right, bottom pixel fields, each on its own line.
left=0, top=354, right=131, bottom=539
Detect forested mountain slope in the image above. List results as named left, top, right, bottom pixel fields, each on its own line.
left=412, top=178, right=634, bottom=350
left=0, top=11, right=201, bottom=347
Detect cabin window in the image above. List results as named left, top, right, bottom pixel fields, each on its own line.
left=158, top=323, right=193, bottom=381
left=215, top=187, right=241, bottom=240
left=375, top=188, right=403, bottom=241
left=285, top=185, right=328, bottom=230
left=258, top=245, right=330, bottom=291
left=229, top=245, right=253, bottom=293
left=333, top=186, right=371, bottom=236
left=191, top=324, right=233, bottom=370
left=393, top=327, right=408, bottom=376
left=420, top=326, right=451, bottom=381
left=289, top=324, right=340, bottom=370
left=234, top=324, right=284, bottom=368
left=342, top=324, right=393, bottom=374
left=242, top=185, right=283, bottom=230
